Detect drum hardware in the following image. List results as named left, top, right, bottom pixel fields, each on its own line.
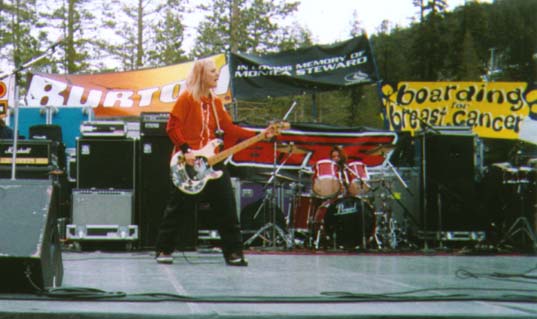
left=244, top=101, right=297, bottom=249
left=382, top=161, right=418, bottom=245
left=372, top=189, right=399, bottom=250
left=368, top=166, right=415, bottom=250
left=244, top=153, right=292, bottom=249
left=276, top=143, right=309, bottom=155
left=258, top=172, right=296, bottom=182
left=364, top=143, right=397, bottom=156
left=496, top=163, right=537, bottom=251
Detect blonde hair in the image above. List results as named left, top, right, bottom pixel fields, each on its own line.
left=186, top=58, right=215, bottom=102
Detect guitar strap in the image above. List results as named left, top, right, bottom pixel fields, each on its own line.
left=210, top=99, right=224, bottom=138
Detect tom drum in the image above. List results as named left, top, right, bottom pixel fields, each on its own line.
left=312, top=159, right=342, bottom=198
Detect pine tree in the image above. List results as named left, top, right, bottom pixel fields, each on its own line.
left=1, top=0, right=45, bottom=91
left=191, top=0, right=301, bottom=56
left=99, top=0, right=187, bottom=70
left=146, top=0, right=188, bottom=66
left=40, top=0, right=96, bottom=74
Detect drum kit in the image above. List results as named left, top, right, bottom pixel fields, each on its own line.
left=243, top=142, right=410, bottom=251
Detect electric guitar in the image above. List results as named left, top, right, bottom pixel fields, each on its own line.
left=170, top=121, right=289, bottom=194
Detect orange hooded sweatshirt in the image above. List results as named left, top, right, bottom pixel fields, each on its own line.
left=167, top=91, right=255, bottom=153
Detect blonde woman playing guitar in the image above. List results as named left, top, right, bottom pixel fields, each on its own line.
left=155, top=58, right=283, bottom=267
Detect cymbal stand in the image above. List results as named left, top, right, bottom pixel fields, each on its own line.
left=372, top=175, right=393, bottom=249
left=244, top=101, right=297, bottom=249
left=371, top=164, right=414, bottom=250
left=244, top=142, right=293, bottom=249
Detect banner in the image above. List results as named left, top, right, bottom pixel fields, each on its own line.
left=229, top=36, right=377, bottom=100
left=228, top=128, right=397, bottom=169
left=381, top=81, right=537, bottom=143
left=24, top=54, right=230, bottom=117
left=0, top=76, right=15, bottom=116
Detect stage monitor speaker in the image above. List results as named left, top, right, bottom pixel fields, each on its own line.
left=0, top=179, right=63, bottom=292
left=77, top=137, right=136, bottom=189
left=138, top=135, right=174, bottom=247
left=421, top=134, right=481, bottom=231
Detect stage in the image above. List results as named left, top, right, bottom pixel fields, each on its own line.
left=1, top=249, right=537, bottom=318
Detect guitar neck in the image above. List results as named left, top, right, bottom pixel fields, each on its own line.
left=208, top=133, right=266, bottom=166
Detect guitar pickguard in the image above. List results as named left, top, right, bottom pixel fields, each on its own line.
left=170, top=142, right=224, bottom=194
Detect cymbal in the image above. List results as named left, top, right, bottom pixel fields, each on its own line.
left=258, top=172, right=296, bottom=182
left=299, top=168, right=314, bottom=175
left=277, top=144, right=309, bottom=154
left=365, top=144, right=396, bottom=156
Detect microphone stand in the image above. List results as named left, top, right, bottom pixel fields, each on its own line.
left=1, top=46, right=58, bottom=180
left=415, top=115, right=442, bottom=251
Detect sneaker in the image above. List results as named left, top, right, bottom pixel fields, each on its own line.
left=156, top=253, right=173, bottom=264
left=225, top=252, right=248, bottom=267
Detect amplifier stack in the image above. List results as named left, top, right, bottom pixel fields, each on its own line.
left=72, top=124, right=138, bottom=247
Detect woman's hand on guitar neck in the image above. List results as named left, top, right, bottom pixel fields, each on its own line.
left=263, top=121, right=290, bottom=140
left=263, top=126, right=276, bottom=140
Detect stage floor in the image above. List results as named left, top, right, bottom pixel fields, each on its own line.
left=1, top=248, right=537, bottom=318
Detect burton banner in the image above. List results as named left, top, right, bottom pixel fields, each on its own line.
left=381, top=81, right=537, bottom=142
left=229, top=36, right=377, bottom=100
left=24, top=54, right=230, bottom=117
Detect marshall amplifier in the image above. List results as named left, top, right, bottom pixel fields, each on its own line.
left=0, top=140, right=58, bottom=179
left=80, top=121, right=126, bottom=137
left=140, top=112, right=169, bottom=136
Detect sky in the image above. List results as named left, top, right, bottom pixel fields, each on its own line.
left=293, top=0, right=493, bottom=45
left=183, top=0, right=493, bottom=50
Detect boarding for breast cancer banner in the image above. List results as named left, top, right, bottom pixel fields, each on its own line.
left=381, top=81, right=537, bottom=143
left=24, top=54, right=230, bottom=117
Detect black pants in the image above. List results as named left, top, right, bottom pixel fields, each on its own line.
left=155, top=164, right=243, bottom=257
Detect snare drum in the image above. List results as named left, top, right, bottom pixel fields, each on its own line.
left=345, top=161, right=370, bottom=196
left=312, top=159, right=342, bottom=198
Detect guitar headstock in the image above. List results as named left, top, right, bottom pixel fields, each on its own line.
left=269, top=121, right=290, bottom=135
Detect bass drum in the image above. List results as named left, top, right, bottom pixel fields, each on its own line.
left=313, top=197, right=373, bottom=249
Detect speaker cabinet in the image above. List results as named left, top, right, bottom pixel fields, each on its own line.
left=0, top=179, right=63, bottom=292
left=138, top=135, right=174, bottom=247
left=77, top=137, right=136, bottom=189
left=421, top=134, right=481, bottom=231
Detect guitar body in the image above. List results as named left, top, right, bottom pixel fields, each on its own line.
left=170, top=121, right=289, bottom=194
left=170, top=139, right=224, bottom=195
